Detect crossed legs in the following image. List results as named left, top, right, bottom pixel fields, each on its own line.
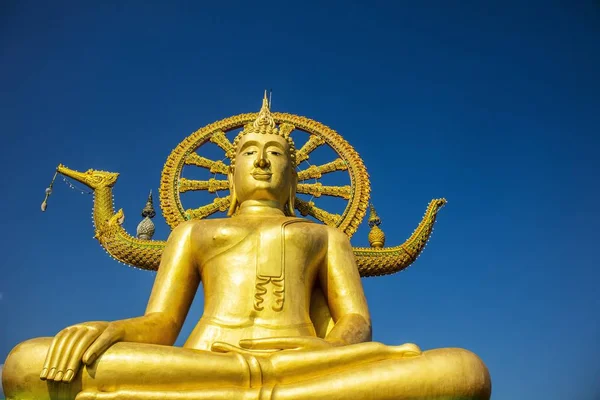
left=3, top=338, right=490, bottom=400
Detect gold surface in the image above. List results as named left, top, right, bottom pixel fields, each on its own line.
left=40, top=161, right=445, bottom=276
left=34, top=134, right=445, bottom=276
left=368, top=204, right=385, bottom=248
left=159, top=111, right=370, bottom=236
left=2, top=95, right=491, bottom=399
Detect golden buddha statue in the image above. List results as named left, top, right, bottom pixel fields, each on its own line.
left=2, top=94, right=491, bottom=400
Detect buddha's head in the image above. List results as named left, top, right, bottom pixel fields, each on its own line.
left=228, top=93, right=297, bottom=216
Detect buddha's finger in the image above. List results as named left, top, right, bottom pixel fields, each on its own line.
left=56, top=328, right=89, bottom=382
left=44, top=328, right=74, bottom=380
left=210, top=342, right=247, bottom=353
left=212, top=341, right=276, bottom=355
left=52, top=328, right=82, bottom=382
left=40, top=330, right=63, bottom=379
left=239, top=337, right=307, bottom=350
left=82, top=326, right=121, bottom=365
left=64, top=329, right=104, bottom=381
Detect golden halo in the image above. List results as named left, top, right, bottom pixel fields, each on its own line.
left=159, top=112, right=370, bottom=237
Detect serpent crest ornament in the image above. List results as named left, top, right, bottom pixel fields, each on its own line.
left=50, top=94, right=446, bottom=276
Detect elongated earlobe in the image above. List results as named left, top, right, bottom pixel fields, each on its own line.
left=287, top=176, right=297, bottom=217
left=227, top=173, right=238, bottom=217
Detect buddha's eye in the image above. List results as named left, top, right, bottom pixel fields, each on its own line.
left=269, top=151, right=282, bottom=156
left=243, top=150, right=257, bottom=156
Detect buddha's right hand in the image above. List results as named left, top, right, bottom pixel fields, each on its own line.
left=40, top=321, right=124, bottom=383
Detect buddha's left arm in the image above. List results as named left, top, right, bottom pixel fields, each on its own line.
left=320, top=227, right=372, bottom=346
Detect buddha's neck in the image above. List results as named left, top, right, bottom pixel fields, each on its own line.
left=237, top=200, right=286, bottom=217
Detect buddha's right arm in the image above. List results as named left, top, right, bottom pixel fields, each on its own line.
left=40, top=221, right=201, bottom=383
left=99, top=220, right=201, bottom=346
left=141, top=220, right=201, bottom=343
left=89, top=220, right=201, bottom=348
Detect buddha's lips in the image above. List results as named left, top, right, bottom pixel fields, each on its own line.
left=252, top=172, right=272, bottom=181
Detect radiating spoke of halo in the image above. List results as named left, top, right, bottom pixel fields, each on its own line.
left=209, top=130, right=234, bottom=158
left=161, top=113, right=369, bottom=237
left=297, top=158, right=348, bottom=181
left=179, top=178, right=229, bottom=193
left=294, top=198, right=342, bottom=227
left=296, top=135, right=326, bottom=163
left=185, top=196, right=231, bottom=220
left=297, top=183, right=352, bottom=200
left=184, top=153, right=229, bottom=175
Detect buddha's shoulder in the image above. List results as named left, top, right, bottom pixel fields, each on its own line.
left=322, top=224, right=352, bottom=245
left=170, top=218, right=223, bottom=235
left=287, top=218, right=348, bottom=240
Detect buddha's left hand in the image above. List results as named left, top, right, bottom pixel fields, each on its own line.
left=211, top=336, right=333, bottom=355
left=240, top=337, right=334, bottom=351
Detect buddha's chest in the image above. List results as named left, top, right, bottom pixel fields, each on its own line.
left=197, top=218, right=326, bottom=311
left=201, top=218, right=324, bottom=265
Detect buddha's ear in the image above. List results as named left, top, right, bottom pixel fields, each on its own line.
left=227, top=169, right=238, bottom=217
left=286, top=172, right=297, bottom=217
left=227, top=169, right=234, bottom=189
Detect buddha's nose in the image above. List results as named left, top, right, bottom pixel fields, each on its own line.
left=254, top=156, right=270, bottom=169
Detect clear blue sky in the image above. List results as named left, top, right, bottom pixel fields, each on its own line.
left=1, top=1, right=599, bottom=399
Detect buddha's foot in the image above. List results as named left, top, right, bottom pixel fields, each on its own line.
left=390, top=342, right=422, bottom=357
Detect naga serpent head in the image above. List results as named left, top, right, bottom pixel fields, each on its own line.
left=57, top=164, right=120, bottom=189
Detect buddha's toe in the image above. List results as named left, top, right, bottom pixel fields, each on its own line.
left=393, top=342, right=422, bottom=356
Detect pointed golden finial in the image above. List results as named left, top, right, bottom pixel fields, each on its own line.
left=137, top=190, right=156, bottom=240
left=368, top=203, right=381, bottom=227
left=368, top=203, right=385, bottom=248
left=250, top=90, right=277, bottom=133
left=141, top=190, right=156, bottom=218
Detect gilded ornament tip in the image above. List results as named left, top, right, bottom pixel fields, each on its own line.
left=137, top=190, right=157, bottom=240
left=142, top=191, right=156, bottom=219
left=368, top=203, right=385, bottom=248
left=252, top=91, right=277, bottom=131
left=368, top=203, right=382, bottom=227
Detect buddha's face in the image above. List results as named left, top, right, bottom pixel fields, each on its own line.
left=231, top=132, right=295, bottom=206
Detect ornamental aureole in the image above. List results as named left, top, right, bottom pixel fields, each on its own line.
left=2, top=93, right=491, bottom=400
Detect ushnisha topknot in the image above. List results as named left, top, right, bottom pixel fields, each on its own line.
left=230, top=91, right=297, bottom=171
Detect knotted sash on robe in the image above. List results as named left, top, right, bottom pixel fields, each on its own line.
left=254, top=218, right=308, bottom=312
